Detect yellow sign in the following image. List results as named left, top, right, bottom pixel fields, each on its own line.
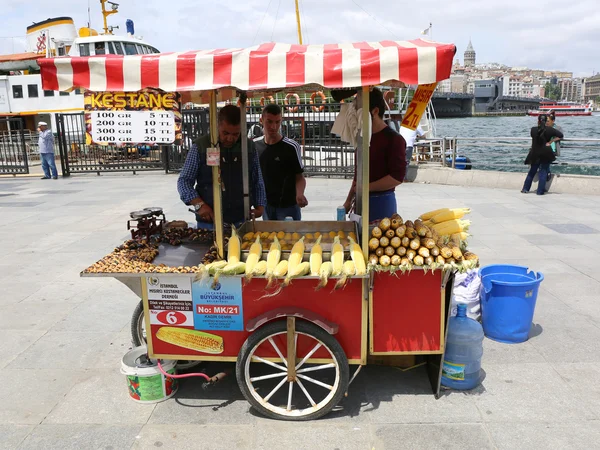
left=86, top=91, right=178, bottom=110
left=401, top=83, right=438, bottom=130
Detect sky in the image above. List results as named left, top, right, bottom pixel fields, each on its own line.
left=1, top=0, right=599, bottom=76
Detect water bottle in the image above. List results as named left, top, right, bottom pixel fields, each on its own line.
left=336, top=206, right=346, bottom=221
left=441, top=303, right=484, bottom=390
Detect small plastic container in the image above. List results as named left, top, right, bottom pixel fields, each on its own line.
left=441, top=304, right=484, bottom=390
left=336, top=206, right=346, bottom=221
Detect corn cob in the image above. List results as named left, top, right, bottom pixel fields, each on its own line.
left=414, top=255, right=424, bottom=266
left=463, top=251, right=479, bottom=262
left=310, top=236, right=323, bottom=276
left=335, top=260, right=356, bottom=290
left=156, top=327, right=223, bottom=354
left=451, top=232, right=470, bottom=242
left=347, top=237, right=366, bottom=275
left=283, top=261, right=310, bottom=288
left=331, top=236, right=344, bottom=276
left=440, top=246, right=453, bottom=259
left=432, top=219, right=471, bottom=236
left=449, top=243, right=463, bottom=261
left=430, top=208, right=471, bottom=224
left=265, top=236, right=282, bottom=288
left=252, top=260, right=267, bottom=275
left=420, top=208, right=451, bottom=221
left=391, top=255, right=401, bottom=266
left=244, top=236, right=262, bottom=275
left=206, top=260, right=228, bottom=274
left=287, top=236, right=305, bottom=274
left=227, top=225, right=241, bottom=264
left=418, top=247, right=430, bottom=258
left=212, top=261, right=245, bottom=289
left=273, top=260, right=288, bottom=277
left=316, top=261, right=333, bottom=290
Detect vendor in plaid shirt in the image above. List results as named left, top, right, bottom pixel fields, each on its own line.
left=177, top=105, right=266, bottom=229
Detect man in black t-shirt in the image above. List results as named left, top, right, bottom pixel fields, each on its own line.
left=254, top=104, right=308, bottom=220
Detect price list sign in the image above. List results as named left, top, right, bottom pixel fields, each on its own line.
left=84, top=89, right=182, bottom=146
left=91, top=111, right=176, bottom=144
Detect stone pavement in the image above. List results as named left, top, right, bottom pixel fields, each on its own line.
left=1, top=173, right=600, bottom=450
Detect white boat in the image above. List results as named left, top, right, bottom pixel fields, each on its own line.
left=0, top=2, right=159, bottom=132
left=527, top=101, right=592, bottom=117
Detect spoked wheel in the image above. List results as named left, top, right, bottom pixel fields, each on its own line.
left=130, top=300, right=202, bottom=371
left=236, top=318, right=349, bottom=421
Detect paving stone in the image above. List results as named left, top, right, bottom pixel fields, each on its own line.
left=133, top=424, right=254, bottom=450
left=8, top=330, right=133, bottom=370
left=0, top=330, right=46, bottom=370
left=0, top=425, right=33, bottom=450
left=552, top=363, right=600, bottom=419
left=372, top=424, right=493, bottom=450
left=43, top=369, right=154, bottom=425
left=0, top=369, right=91, bottom=425
left=253, top=423, right=372, bottom=450
left=485, top=421, right=600, bottom=450
left=0, top=302, right=74, bottom=331
left=18, top=424, right=142, bottom=450
left=472, top=363, right=595, bottom=422
left=543, top=223, right=599, bottom=234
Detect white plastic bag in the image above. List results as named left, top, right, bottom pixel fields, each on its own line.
left=451, top=269, right=481, bottom=321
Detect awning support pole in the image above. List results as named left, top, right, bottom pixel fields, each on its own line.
left=360, top=86, right=370, bottom=259
left=209, top=90, right=224, bottom=259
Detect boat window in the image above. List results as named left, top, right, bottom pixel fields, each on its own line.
left=142, top=45, right=150, bottom=54
left=94, top=42, right=106, bottom=55
left=28, top=85, right=39, bottom=98
left=107, top=42, right=116, bottom=54
left=124, top=43, right=138, bottom=55
left=79, top=43, right=90, bottom=57
left=12, top=85, right=23, bottom=99
left=44, top=90, right=55, bottom=97
left=59, top=91, right=70, bottom=96
left=113, top=41, right=124, bottom=55
left=75, top=88, right=84, bottom=95
left=150, top=47, right=160, bottom=54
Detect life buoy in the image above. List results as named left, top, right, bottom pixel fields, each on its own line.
left=383, top=90, right=395, bottom=107
left=260, top=96, right=275, bottom=107
left=284, top=93, right=300, bottom=112
left=310, top=91, right=326, bottom=112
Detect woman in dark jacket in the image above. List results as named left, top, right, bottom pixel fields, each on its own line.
left=522, top=114, right=563, bottom=195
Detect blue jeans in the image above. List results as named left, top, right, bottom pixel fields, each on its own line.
left=522, top=163, right=550, bottom=195
left=369, top=191, right=397, bottom=223
left=264, top=204, right=301, bottom=221
left=41, top=153, right=58, bottom=178
left=406, top=146, right=414, bottom=165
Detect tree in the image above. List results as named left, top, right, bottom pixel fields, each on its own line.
left=544, top=82, right=561, bottom=100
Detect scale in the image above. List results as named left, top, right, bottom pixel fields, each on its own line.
left=127, top=207, right=166, bottom=241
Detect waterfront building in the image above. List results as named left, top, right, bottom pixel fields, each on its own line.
left=583, top=74, right=600, bottom=103
left=559, top=78, right=584, bottom=102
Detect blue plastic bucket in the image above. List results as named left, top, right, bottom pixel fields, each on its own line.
left=480, top=265, right=544, bottom=344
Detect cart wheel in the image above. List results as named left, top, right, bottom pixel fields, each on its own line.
left=130, top=300, right=201, bottom=371
left=236, top=319, right=349, bottom=421
left=131, top=300, right=146, bottom=347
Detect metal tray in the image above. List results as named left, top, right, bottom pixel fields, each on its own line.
left=238, top=220, right=359, bottom=258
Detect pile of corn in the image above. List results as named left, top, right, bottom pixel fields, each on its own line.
left=420, top=208, right=471, bottom=241
left=241, top=230, right=356, bottom=251
left=215, top=227, right=367, bottom=291
left=368, top=212, right=478, bottom=273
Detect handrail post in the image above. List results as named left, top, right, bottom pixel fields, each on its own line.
left=451, top=138, right=457, bottom=169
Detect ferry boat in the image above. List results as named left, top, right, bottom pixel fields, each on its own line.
left=0, top=1, right=159, bottom=132
left=527, top=101, right=592, bottom=117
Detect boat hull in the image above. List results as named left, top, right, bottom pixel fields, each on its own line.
left=527, top=111, right=592, bottom=117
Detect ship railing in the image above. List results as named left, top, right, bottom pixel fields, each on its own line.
left=443, top=136, right=600, bottom=174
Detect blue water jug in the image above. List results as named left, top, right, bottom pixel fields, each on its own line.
left=441, top=304, right=484, bottom=390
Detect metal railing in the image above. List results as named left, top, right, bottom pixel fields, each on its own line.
left=444, top=137, right=600, bottom=175
left=0, top=118, right=29, bottom=174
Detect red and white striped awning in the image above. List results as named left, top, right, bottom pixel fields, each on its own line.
left=39, top=39, right=456, bottom=93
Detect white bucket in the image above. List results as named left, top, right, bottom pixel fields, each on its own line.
left=120, top=346, right=178, bottom=403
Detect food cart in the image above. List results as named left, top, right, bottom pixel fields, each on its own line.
left=39, top=38, right=461, bottom=421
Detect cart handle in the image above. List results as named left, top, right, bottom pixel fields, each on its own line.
left=246, top=307, right=339, bottom=335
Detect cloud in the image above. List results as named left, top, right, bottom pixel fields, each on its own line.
left=1, top=0, right=598, bottom=76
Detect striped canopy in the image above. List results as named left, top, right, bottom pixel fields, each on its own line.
left=39, top=39, right=456, bottom=93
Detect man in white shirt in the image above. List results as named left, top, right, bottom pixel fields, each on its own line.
left=399, top=125, right=425, bottom=165
left=38, top=121, right=58, bottom=179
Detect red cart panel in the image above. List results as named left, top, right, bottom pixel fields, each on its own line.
left=145, top=276, right=366, bottom=364
left=370, top=271, right=445, bottom=354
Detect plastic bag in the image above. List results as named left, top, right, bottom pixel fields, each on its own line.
left=451, top=269, right=481, bottom=321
